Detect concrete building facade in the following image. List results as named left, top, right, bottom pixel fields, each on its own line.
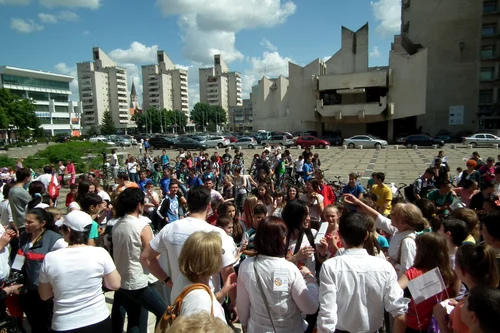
left=229, top=98, right=253, bottom=131
left=252, top=24, right=428, bottom=139
left=478, top=0, right=500, bottom=132
left=401, top=0, right=482, bottom=136
left=0, top=66, right=82, bottom=136
left=77, top=47, right=132, bottom=132
left=142, top=51, right=189, bottom=116
left=199, top=55, right=242, bottom=116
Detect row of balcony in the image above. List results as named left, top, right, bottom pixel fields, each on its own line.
left=316, top=96, right=388, bottom=118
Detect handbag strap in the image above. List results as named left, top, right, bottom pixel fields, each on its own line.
left=253, top=257, right=277, bottom=333
left=172, top=283, right=214, bottom=316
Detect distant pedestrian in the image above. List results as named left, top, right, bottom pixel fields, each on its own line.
left=45, top=137, right=49, bottom=145
left=144, top=138, right=150, bottom=154
left=139, top=138, right=143, bottom=154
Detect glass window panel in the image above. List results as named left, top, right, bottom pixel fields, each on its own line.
left=1, top=74, right=70, bottom=90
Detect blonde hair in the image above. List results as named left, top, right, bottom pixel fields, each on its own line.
left=391, top=202, right=427, bottom=232
left=179, top=231, right=223, bottom=283
left=167, top=312, right=232, bottom=333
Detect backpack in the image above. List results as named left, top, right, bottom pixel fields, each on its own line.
left=48, top=174, right=59, bottom=200
left=404, top=179, right=419, bottom=202
left=155, top=283, right=213, bottom=333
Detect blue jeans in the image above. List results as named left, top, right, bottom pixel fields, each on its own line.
left=129, top=172, right=140, bottom=183
left=111, top=285, right=166, bottom=333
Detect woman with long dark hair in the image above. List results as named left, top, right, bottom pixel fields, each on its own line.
left=19, top=208, right=66, bottom=333
left=218, top=201, right=245, bottom=245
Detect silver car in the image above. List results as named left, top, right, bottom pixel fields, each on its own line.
left=344, top=135, right=388, bottom=149
left=463, top=133, right=500, bottom=147
left=204, top=135, right=230, bottom=148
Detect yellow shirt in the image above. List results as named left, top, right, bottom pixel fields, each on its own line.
left=463, top=235, right=476, bottom=244
left=371, top=184, right=393, bottom=216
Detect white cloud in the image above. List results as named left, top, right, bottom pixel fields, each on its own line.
left=242, top=48, right=292, bottom=98
left=39, top=0, right=101, bottom=9
left=371, top=0, right=401, bottom=36
left=10, top=18, right=43, bottom=33
left=0, top=0, right=30, bottom=4
left=156, top=0, right=296, bottom=64
left=260, top=38, right=278, bottom=52
left=38, top=13, right=57, bottom=23
left=58, top=10, right=79, bottom=21
left=108, top=42, right=159, bottom=64
left=54, top=62, right=79, bottom=100
left=322, top=56, right=330, bottom=62
left=82, top=30, right=90, bottom=36
left=370, top=46, right=381, bottom=58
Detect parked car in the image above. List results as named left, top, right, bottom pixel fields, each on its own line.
left=114, top=137, right=132, bottom=147
left=149, top=136, right=178, bottom=150
left=55, top=136, right=69, bottom=143
left=294, top=136, right=330, bottom=149
left=262, top=134, right=295, bottom=148
left=395, top=133, right=409, bottom=144
left=255, top=132, right=271, bottom=144
left=321, top=135, right=344, bottom=146
left=270, top=131, right=293, bottom=140
left=174, top=137, right=208, bottom=150
left=462, top=133, right=500, bottom=147
left=89, top=136, right=116, bottom=146
left=231, top=137, right=257, bottom=149
left=435, top=130, right=453, bottom=143
left=344, top=135, right=388, bottom=149
left=204, top=135, right=230, bottom=148
left=403, top=134, right=444, bottom=148
left=122, top=135, right=137, bottom=145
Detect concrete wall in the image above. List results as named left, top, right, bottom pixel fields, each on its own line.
left=403, top=0, right=482, bottom=135
left=318, top=70, right=388, bottom=90
left=199, top=68, right=215, bottom=104
left=326, top=24, right=369, bottom=75
left=387, top=48, right=428, bottom=120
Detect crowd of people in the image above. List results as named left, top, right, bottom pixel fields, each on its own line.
left=0, top=146, right=498, bottom=333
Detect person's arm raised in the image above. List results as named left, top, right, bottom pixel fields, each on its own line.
left=342, top=193, right=379, bottom=220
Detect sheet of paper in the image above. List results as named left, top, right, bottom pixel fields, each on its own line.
left=273, top=269, right=289, bottom=291
left=407, top=267, right=446, bottom=304
left=314, top=222, right=329, bottom=245
left=12, top=254, right=25, bottom=271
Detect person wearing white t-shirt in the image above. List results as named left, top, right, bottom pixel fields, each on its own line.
left=0, top=184, right=13, bottom=227
left=300, top=180, right=324, bottom=223
left=110, top=149, right=120, bottom=179
left=141, top=186, right=237, bottom=310
left=38, top=211, right=121, bottom=332
left=111, top=188, right=167, bottom=332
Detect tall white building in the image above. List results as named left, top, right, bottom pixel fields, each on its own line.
left=199, top=54, right=242, bottom=113
left=142, top=51, right=189, bottom=116
left=77, top=47, right=132, bottom=132
left=0, top=65, right=82, bottom=136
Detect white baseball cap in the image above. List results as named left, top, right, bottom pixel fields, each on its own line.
left=63, top=210, right=93, bottom=232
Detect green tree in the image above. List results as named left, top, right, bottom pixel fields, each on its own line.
left=0, top=88, right=39, bottom=131
left=86, top=125, right=99, bottom=136
left=100, top=110, right=116, bottom=135
left=190, top=103, right=227, bottom=131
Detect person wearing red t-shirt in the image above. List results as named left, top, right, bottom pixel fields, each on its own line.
left=398, top=232, right=460, bottom=333
left=317, top=174, right=335, bottom=206
left=65, top=183, right=78, bottom=207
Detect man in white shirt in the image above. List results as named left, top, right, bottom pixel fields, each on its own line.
left=110, top=149, right=119, bottom=179
left=141, top=185, right=237, bottom=309
left=111, top=188, right=167, bottom=332
left=318, top=212, right=408, bottom=333
left=35, top=165, right=58, bottom=189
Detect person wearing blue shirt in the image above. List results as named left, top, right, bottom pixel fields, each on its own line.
left=161, top=150, right=169, bottom=168
left=137, top=170, right=152, bottom=192
left=188, top=168, right=203, bottom=189
left=342, top=172, right=365, bottom=211
left=303, top=156, right=314, bottom=182
left=159, top=169, right=171, bottom=197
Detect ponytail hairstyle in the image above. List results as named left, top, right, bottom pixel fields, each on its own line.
left=413, top=232, right=456, bottom=287
left=363, top=216, right=382, bottom=257
left=391, top=202, right=427, bottom=232
left=218, top=201, right=244, bottom=244
left=27, top=181, right=46, bottom=210
left=415, top=199, right=440, bottom=232
left=456, top=243, right=499, bottom=288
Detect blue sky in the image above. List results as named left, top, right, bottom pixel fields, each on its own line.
left=0, top=0, right=401, bottom=107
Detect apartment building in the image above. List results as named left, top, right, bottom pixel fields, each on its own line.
left=479, top=0, right=500, bottom=132
left=400, top=0, right=482, bottom=135
left=77, top=47, right=132, bottom=132
left=199, top=54, right=242, bottom=115
left=229, top=98, right=253, bottom=131
left=142, top=51, right=189, bottom=116
left=252, top=23, right=428, bottom=139
left=0, top=65, right=82, bottom=136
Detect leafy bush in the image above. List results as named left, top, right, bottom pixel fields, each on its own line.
left=0, top=156, right=17, bottom=168
left=23, top=156, right=49, bottom=171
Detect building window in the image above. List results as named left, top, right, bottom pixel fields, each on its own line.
left=482, top=24, right=497, bottom=37
left=479, top=90, right=494, bottom=104
left=28, top=91, right=49, bottom=101
left=481, top=45, right=496, bottom=59
left=50, top=93, right=69, bottom=102
left=484, top=2, right=498, bottom=13
left=0, top=74, right=70, bottom=90
left=54, top=106, right=68, bottom=113
left=52, top=118, right=70, bottom=124
left=481, top=67, right=495, bottom=81
left=35, top=105, right=49, bottom=112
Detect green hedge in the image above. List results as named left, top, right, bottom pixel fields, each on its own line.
left=0, top=156, right=17, bottom=169
left=22, top=141, right=109, bottom=173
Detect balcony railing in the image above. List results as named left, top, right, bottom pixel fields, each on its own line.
left=316, top=96, right=387, bottom=118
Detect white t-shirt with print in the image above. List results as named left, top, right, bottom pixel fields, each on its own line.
left=39, top=246, right=116, bottom=331
left=150, top=216, right=237, bottom=303
left=287, top=229, right=318, bottom=275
